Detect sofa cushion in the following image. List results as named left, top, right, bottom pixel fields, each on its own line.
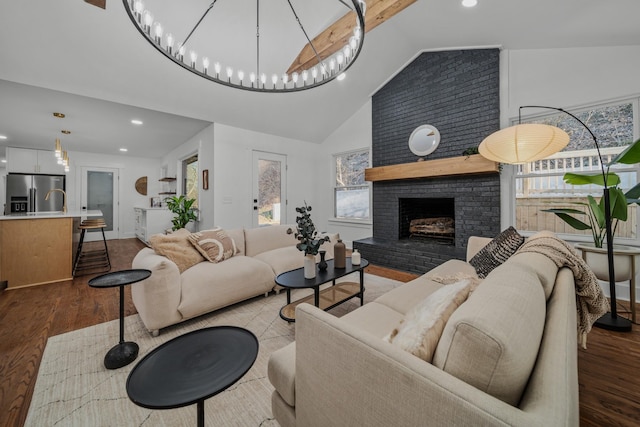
left=432, top=259, right=546, bottom=406
left=424, top=259, right=479, bottom=279
left=226, top=227, right=245, bottom=256
left=244, top=224, right=298, bottom=257
left=386, top=279, right=475, bottom=363
left=149, top=228, right=205, bottom=273
left=374, top=276, right=444, bottom=315
left=506, top=252, right=558, bottom=300
left=188, top=228, right=238, bottom=263
left=340, top=302, right=405, bottom=339
left=468, top=226, right=524, bottom=278
left=177, top=256, right=276, bottom=319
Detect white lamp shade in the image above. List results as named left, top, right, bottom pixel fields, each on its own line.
left=479, top=123, right=570, bottom=164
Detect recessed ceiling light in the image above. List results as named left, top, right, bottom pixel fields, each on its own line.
left=1, top=159, right=6, bottom=163
left=0, top=135, right=7, bottom=140
left=131, top=119, right=143, bottom=125
left=462, top=0, right=478, bottom=7
left=53, top=112, right=66, bottom=118
left=120, top=148, right=128, bottom=152
left=61, top=130, right=71, bottom=134
left=337, top=73, right=346, bottom=81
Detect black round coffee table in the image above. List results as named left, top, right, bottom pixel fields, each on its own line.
left=126, top=326, right=259, bottom=427
left=88, top=269, right=151, bottom=369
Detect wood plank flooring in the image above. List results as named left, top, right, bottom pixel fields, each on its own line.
left=0, top=238, right=639, bottom=426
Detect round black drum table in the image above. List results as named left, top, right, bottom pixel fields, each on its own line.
left=126, top=326, right=259, bottom=427
left=88, top=269, right=151, bottom=369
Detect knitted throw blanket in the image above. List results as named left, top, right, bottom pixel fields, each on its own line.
left=516, top=231, right=609, bottom=349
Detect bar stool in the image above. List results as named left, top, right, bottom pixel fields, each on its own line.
left=73, top=218, right=111, bottom=276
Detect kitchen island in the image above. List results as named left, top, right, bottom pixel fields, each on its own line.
left=0, top=210, right=102, bottom=289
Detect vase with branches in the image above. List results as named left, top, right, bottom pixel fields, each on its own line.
left=287, top=202, right=330, bottom=279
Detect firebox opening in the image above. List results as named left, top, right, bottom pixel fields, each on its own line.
left=399, top=198, right=455, bottom=244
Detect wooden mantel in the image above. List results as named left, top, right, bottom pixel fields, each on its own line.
left=364, top=154, right=499, bottom=182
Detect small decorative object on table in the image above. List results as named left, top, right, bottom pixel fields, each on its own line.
left=334, top=239, right=346, bottom=268
left=287, top=202, right=330, bottom=279
left=351, top=248, right=361, bottom=265
left=318, top=250, right=328, bottom=271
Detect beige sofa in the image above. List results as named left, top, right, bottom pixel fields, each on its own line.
left=131, top=224, right=336, bottom=335
left=268, top=236, right=579, bottom=426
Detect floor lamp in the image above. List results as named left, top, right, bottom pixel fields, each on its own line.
left=479, top=105, right=632, bottom=332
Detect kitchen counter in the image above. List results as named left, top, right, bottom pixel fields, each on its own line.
left=0, top=210, right=103, bottom=289
left=0, top=209, right=102, bottom=220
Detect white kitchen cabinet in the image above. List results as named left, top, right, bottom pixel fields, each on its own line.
left=6, top=147, right=65, bottom=174
left=134, top=207, right=174, bottom=244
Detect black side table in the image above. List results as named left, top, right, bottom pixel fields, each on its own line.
left=126, top=326, right=259, bottom=427
left=88, top=269, right=151, bottom=369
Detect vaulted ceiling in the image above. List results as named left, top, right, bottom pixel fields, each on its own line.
left=0, top=0, right=639, bottom=159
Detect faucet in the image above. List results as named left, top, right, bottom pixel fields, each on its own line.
left=45, top=189, right=67, bottom=213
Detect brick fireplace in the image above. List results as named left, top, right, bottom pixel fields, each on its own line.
left=353, top=49, right=501, bottom=274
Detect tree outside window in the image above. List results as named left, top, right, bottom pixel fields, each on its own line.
left=334, top=149, right=370, bottom=220
left=184, top=155, right=199, bottom=209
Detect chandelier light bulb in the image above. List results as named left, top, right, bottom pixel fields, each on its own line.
left=343, top=45, right=351, bottom=60
left=249, top=72, right=256, bottom=84
left=330, top=59, right=336, bottom=72
left=311, top=67, right=318, bottom=81
left=292, top=72, right=299, bottom=84
left=190, top=50, right=198, bottom=67
left=133, top=0, right=144, bottom=15
left=282, top=73, right=289, bottom=84
left=143, top=10, right=153, bottom=29
left=337, top=73, right=346, bottom=81
left=165, top=33, right=174, bottom=52
left=64, top=165, right=70, bottom=173
left=462, top=0, right=478, bottom=7
left=202, top=56, right=209, bottom=73
left=153, top=22, right=163, bottom=40
left=214, top=62, right=221, bottom=76
left=226, top=66, right=233, bottom=80
left=354, top=26, right=362, bottom=41
left=177, top=44, right=185, bottom=60
left=260, top=73, right=267, bottom=85
left=237, top=70, right=244, bottom=83
left=271, top=74, right=278, bottom=88
left=55, top=138, right=62, bottom=158
left=301, top=70, right=308, bottom=83
left=349, top=36, right=357, bottom=50
left=337, top=53, right=344, bottom=66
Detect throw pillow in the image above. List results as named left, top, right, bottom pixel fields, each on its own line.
left=469, top=226, right=525, bottom=278
left=150, top=228, right=205, bottom=273
left=188, top=228, right=237, bottom=263
left=385, top=279, right=476, bottom=363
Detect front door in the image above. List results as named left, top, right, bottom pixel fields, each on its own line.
left=252, top=151, right=287, bottom=227
left=81, top=166, right=119, bottom=240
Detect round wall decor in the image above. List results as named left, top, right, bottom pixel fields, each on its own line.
left=408, top=125, right=441, bottom=157
left=135, top=176, right=148, bottom=195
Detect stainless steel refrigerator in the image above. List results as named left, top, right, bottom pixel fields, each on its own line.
left=5, top=173, right=66, bottom=214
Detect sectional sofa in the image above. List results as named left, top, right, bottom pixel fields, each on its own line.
left=268, top=235, right=581, bottom=426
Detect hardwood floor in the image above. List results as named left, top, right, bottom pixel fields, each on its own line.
left=1, top=238, right=639, bottom=426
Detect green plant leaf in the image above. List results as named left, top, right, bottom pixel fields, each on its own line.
left=625, top=182, right=640, bottom=203
left=609, top=187, right=628, bottom=221
left=553, top=213, right=592, bottom=230
left=588, top=195, right=605, bottom=229
left=610, top=138, right=640, bottom=165
left=541, top=208, right=586, bottom=215
left=563, top=172, right=620, bottom=187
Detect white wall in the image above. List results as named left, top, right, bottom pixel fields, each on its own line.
left=316, top=100, right=373, bottom=248
left=212, top=123, right=322, bottom=229
left=68, top=151, right=161, bottom=238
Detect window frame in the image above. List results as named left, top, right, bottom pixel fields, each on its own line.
left=182, top=153, right=199, bottom=209
left=332, top=148, right=372, bottom=224
left=510, top=96, right=640, bottom=245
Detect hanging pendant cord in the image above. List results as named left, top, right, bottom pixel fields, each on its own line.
left=285, top=0, right=327, bottom=74
left=179, top=0, right=218, bottom=54
left=257, top=0, right=260, bottom=79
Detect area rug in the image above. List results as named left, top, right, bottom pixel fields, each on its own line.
left=26, top=274, right=402, bottom=426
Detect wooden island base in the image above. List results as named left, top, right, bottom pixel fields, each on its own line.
left=0, top=217, right=76, bottom=289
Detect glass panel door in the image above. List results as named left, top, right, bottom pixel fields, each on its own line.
left=81, top=166, right=119, bottom=240
left=252, top=151, right=287, bottom=227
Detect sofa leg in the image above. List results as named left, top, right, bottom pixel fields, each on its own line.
left=265, top=292, right=269, bottom=298
left=150, top=329, right=159, bottom=337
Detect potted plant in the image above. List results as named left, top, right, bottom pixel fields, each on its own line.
left=287, top=202, right=330, bottom=279
left=164, top=195, right=198, bottom=231
left=542, top=138, right=640, bottom=281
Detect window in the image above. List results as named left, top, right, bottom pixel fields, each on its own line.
left=183, top=154, right=199, bottom=209
left=334, top=149, right=370, bottom=220
left=514, top=99, right=638, bottom=241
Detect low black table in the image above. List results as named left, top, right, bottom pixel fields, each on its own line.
left=126, top=326, right=259, bottom=427
left=88, top=269, right=151, bottom=369
left=276, top=257, right=369, bottom=322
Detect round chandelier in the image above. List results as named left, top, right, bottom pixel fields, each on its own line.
left=122, top=0, right=367, bottom=93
